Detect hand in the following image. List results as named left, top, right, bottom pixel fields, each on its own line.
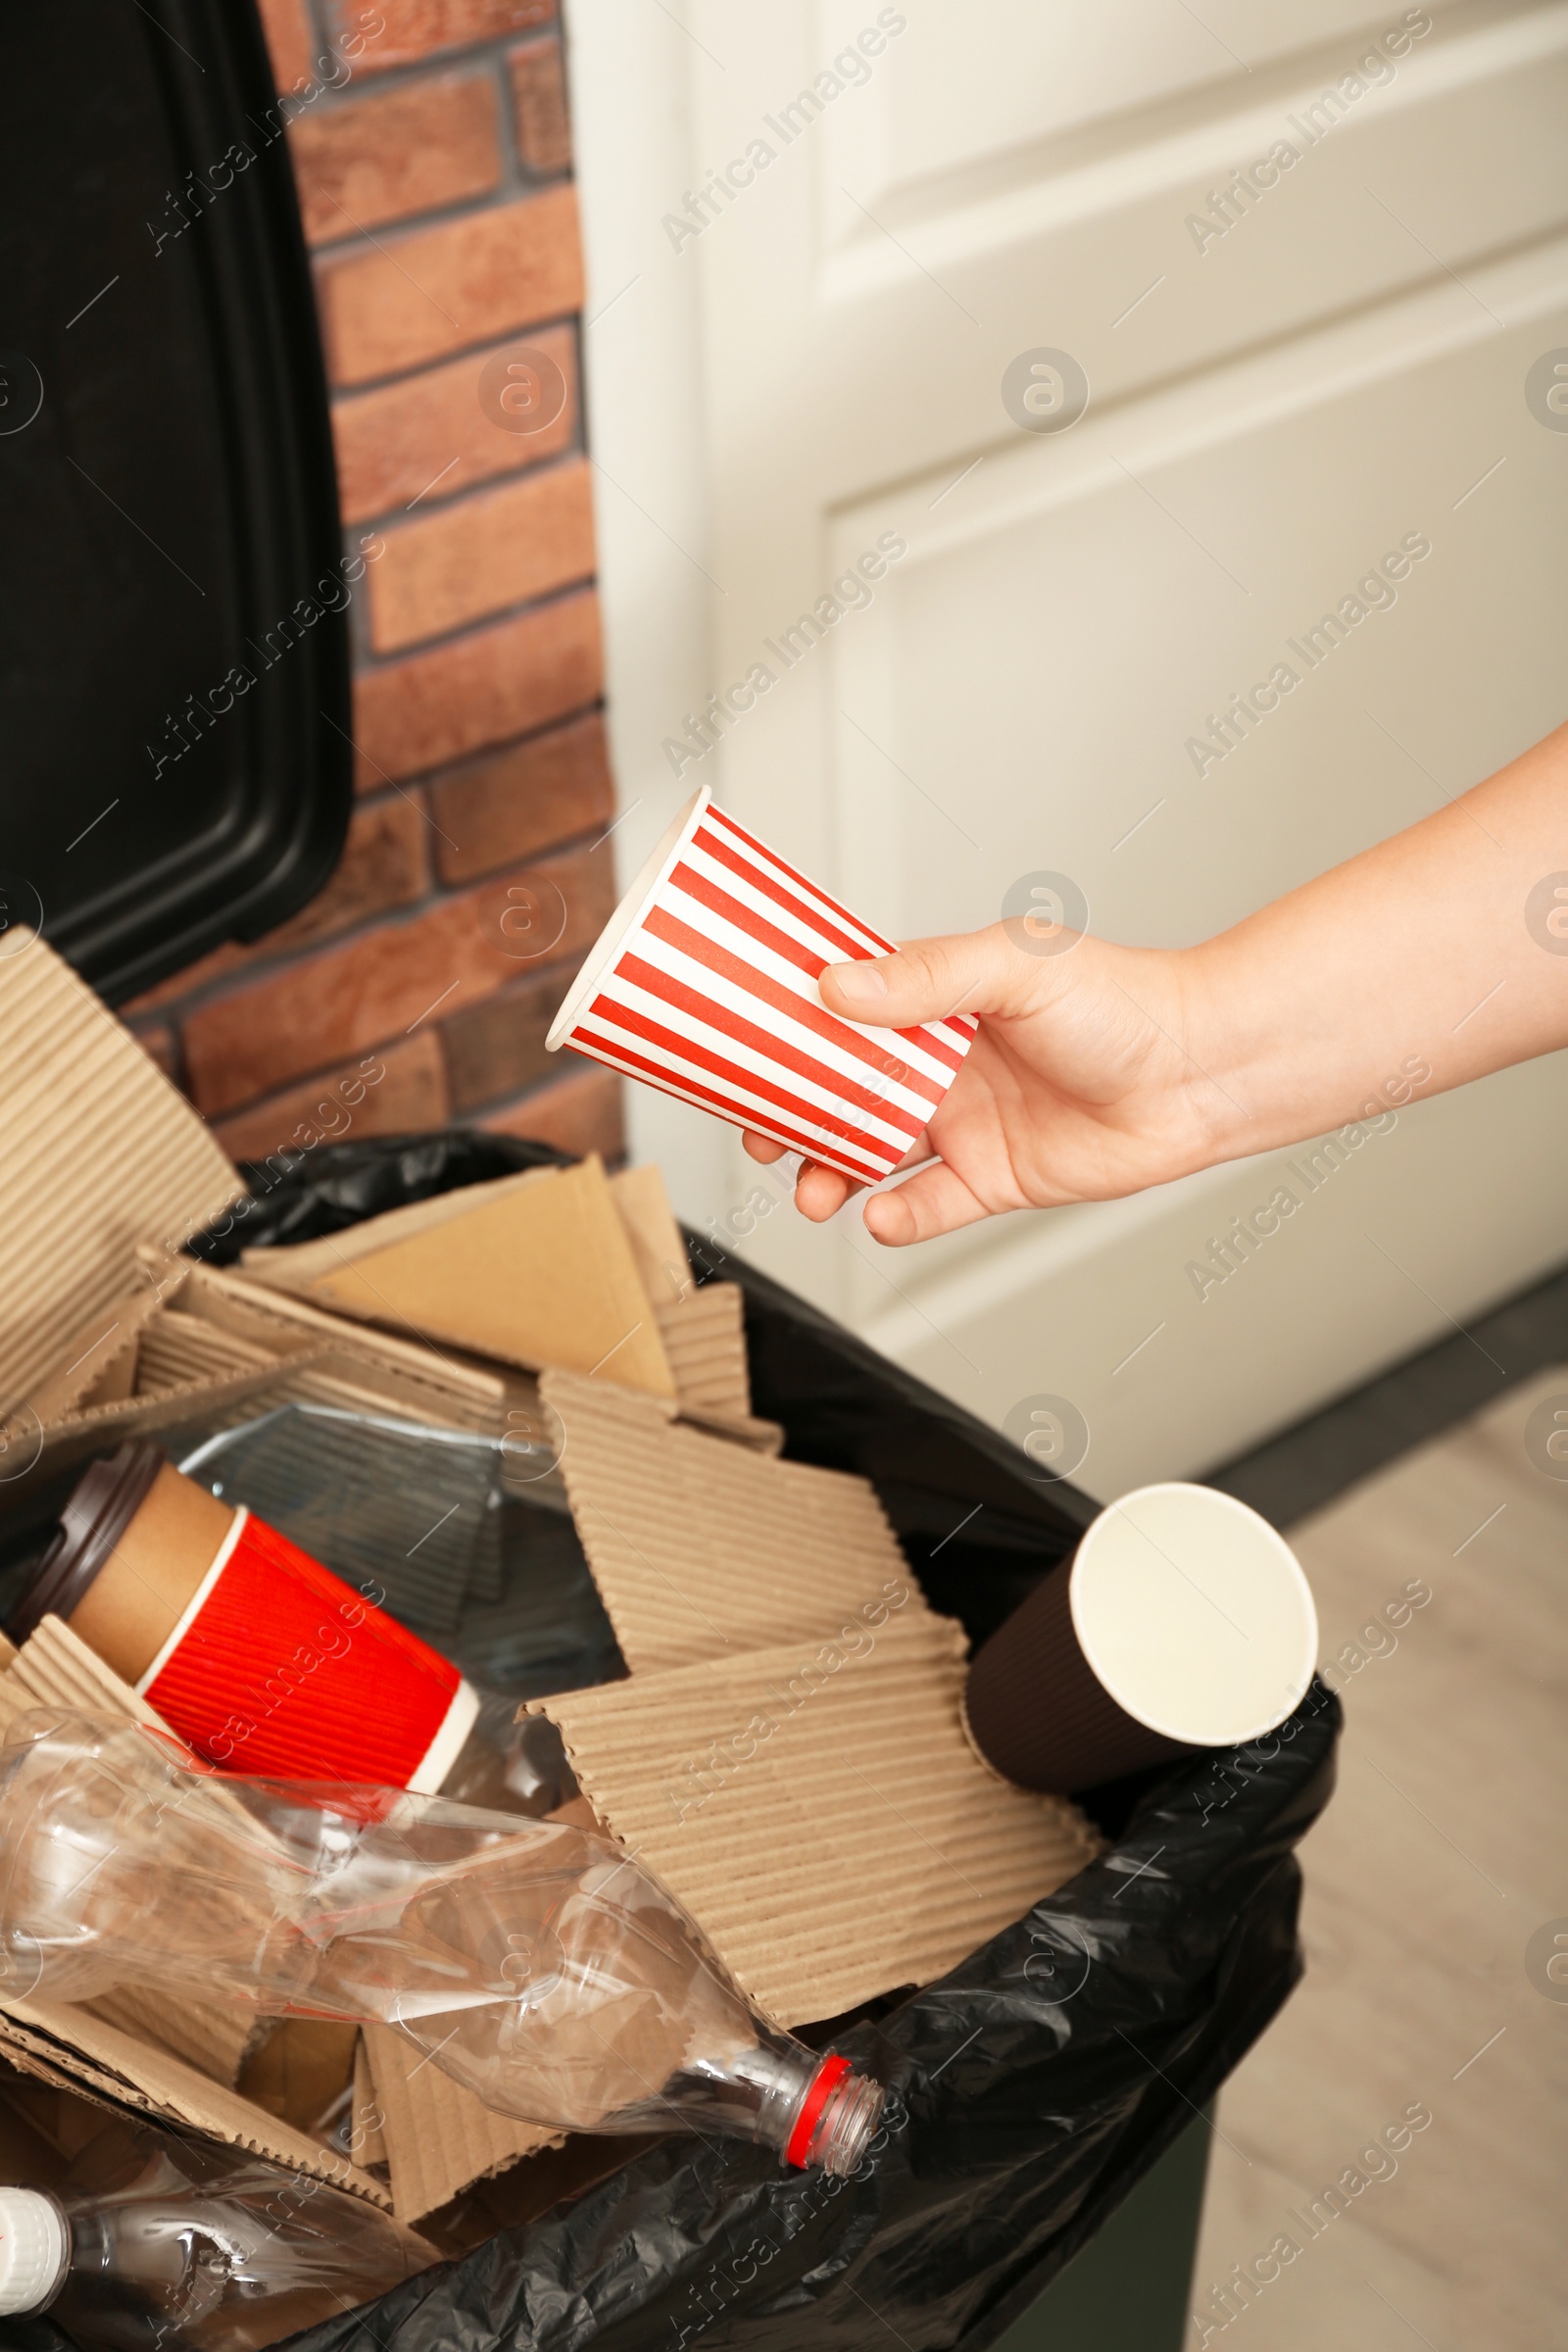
left=742, top=923, right=1233, bottom=1247
left=745, top=721, right=1568, bottom=1246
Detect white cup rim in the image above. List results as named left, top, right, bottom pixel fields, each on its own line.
left=1068, top=1481, right=1318, bottom=1747
left=546, top=784, right=710, bottom=1051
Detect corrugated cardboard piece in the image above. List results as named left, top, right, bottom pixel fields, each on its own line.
left=0, top=940, right=241, bottom=1408
left=655, top=1285, right=754, bottom=1423
left=539, top=1369, right=911, bottom=1673
left=240, top=1156, right=677, bottom=1398
left=531, top=1615, right=1101, bottom=2030
left=362, top=2024, right=560, bottom=2224
left=609, top=1164, right=756, bottom=1425
left=0, top=1999, right=389, bottom=2208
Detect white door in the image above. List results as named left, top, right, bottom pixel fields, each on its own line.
left=565, top=0, right=1568, bottom=1499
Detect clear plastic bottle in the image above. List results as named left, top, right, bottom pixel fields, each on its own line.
left=0, top=1711, right=882, bottom=2177
left=0, top=2114, right=431, bottom=2348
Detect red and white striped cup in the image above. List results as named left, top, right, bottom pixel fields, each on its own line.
left=546, top=786, right=976, bottom=1184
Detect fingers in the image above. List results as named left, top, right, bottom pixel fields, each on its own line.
left=820, top=922, right=1057, bottom=1032
left=862, top=1158, right=995, bottom=1247
left=741, top=1131, right=787, bottom=1164
left=794, top=1162, right=858, bottom=1220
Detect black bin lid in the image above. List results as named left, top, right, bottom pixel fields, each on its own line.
left=0, top=0, right=352, bottom=1005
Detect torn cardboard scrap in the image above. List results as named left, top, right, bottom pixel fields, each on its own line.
left=241, top=1156, right=676, bottom=1398
left=540, top=1368, right=914, bottom=1673
left=362, top=2023, right=560, bottom=2226
left=531, top=1613, right=1101, bottom=2030
left=0, top=940, right=241, bottom=1411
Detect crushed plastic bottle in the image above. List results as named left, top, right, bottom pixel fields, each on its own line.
left=0, top=1711, right=882, bottom=2176
left=0, top=2111, right=432, bottom=2348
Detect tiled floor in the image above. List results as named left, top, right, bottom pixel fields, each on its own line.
left=1189, top=1365, right=1568, bottom=2349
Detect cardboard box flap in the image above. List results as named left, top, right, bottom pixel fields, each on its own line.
left=0, top=940, right=241, bottom=1405
left=539, top=1369, right=917, bottom=1673
left=530, top=1615, right=1102, bottom=2030
left=242, top=1157, right=676, bottom=1399
left=363, top=2022, right=560, bottom=2225
left=0, top=1999, right=390, bottom=2207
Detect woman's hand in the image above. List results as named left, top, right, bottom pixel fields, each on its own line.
left=743, top=923, right=1234, bottom=1247
left=743, top=719, right=1568, bottom=1248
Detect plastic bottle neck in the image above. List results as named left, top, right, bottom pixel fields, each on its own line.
left=783, top=2054, right=885, bottom=2176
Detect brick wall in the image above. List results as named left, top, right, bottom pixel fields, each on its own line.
left=125, top=0, right=623, bottom=1168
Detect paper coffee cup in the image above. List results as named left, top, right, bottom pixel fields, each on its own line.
left=10, top=1441, right=478, bottom=1792
left=546, top=785, right=976, bottom=1183
left=963, top=1482, right=1319, bottom=1790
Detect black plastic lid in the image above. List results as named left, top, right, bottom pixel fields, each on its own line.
left=8, top=1442, right=165, bottom=1646
left=0, top=0, right=352, bottom=1004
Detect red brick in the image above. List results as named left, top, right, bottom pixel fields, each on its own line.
left=441, top=962, right=568, bottom=1111
left=509, top=36, right=571, bottom=174
left=123, top=943, right=249, bottom=1019
left=129, top=1020, right=179, bottom=1084
left=480, top=1065, right=622, bottom=1159
left=331, top=323, right=576, bottom=524
left=268, top=792, right=435, bottom=952
left=431, top=710, right=612, bottom=884
left=368, top=458, right=594, bottom=653
left=353, top=587, right=600, bottom=782
left=212, top=1035, right=449, bottom=1161
left=316, top=184, right=581, bottom=386
left=122, top=796, right=431, bottom=1015
left=329, top=0, right=554, bottom=73
left=289, top=73, right=501, bottom=245
left=257, top=0, right=316, bottom=92
left=183, top=840, right=614, bottom=1114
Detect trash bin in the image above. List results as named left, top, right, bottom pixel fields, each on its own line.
left=176, top=1132, right=1339, bottom=2352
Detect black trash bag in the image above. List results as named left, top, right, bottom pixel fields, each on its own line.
left=178, top=1135, right=1339, bottom=2351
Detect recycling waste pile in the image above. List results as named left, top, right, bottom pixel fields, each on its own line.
left=0, top=940, right=1340, bottom=2352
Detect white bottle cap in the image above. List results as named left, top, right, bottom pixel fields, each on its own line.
left=0, top=2186, right=69, bottom=2315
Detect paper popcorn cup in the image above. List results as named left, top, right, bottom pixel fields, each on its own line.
left=546, top=786, right=976, bottom=1183
left=963, top=1483, right=1319, bottom=1790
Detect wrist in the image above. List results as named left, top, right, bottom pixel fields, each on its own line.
left=1166, top=941, right=1265, bottom=1170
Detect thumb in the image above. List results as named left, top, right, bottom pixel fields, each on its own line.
left=819, top=923, right=1049, bottom=1029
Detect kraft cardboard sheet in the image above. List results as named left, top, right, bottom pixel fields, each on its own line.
left=608, top=1163, right=756, bottom=1426
left=240, top=1155, right=677, bottom=1398
left=0, top=1999, right=389, bottom=2207
left=0, top=940, right=242, bottom=1411
left=539, top=1369, right=911, bottom=1674
left=533, top=1614, right=1102, bottom=2031
left=362, top=2023, right=560, bottom=2225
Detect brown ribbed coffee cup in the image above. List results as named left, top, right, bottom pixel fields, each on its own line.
left=964, top=1559, right=1199, bottom=1791
left=963, top=1483, right=1319, bottom=1793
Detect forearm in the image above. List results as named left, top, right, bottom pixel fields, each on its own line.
left=1190, top=721, right=1568, bottom=1158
